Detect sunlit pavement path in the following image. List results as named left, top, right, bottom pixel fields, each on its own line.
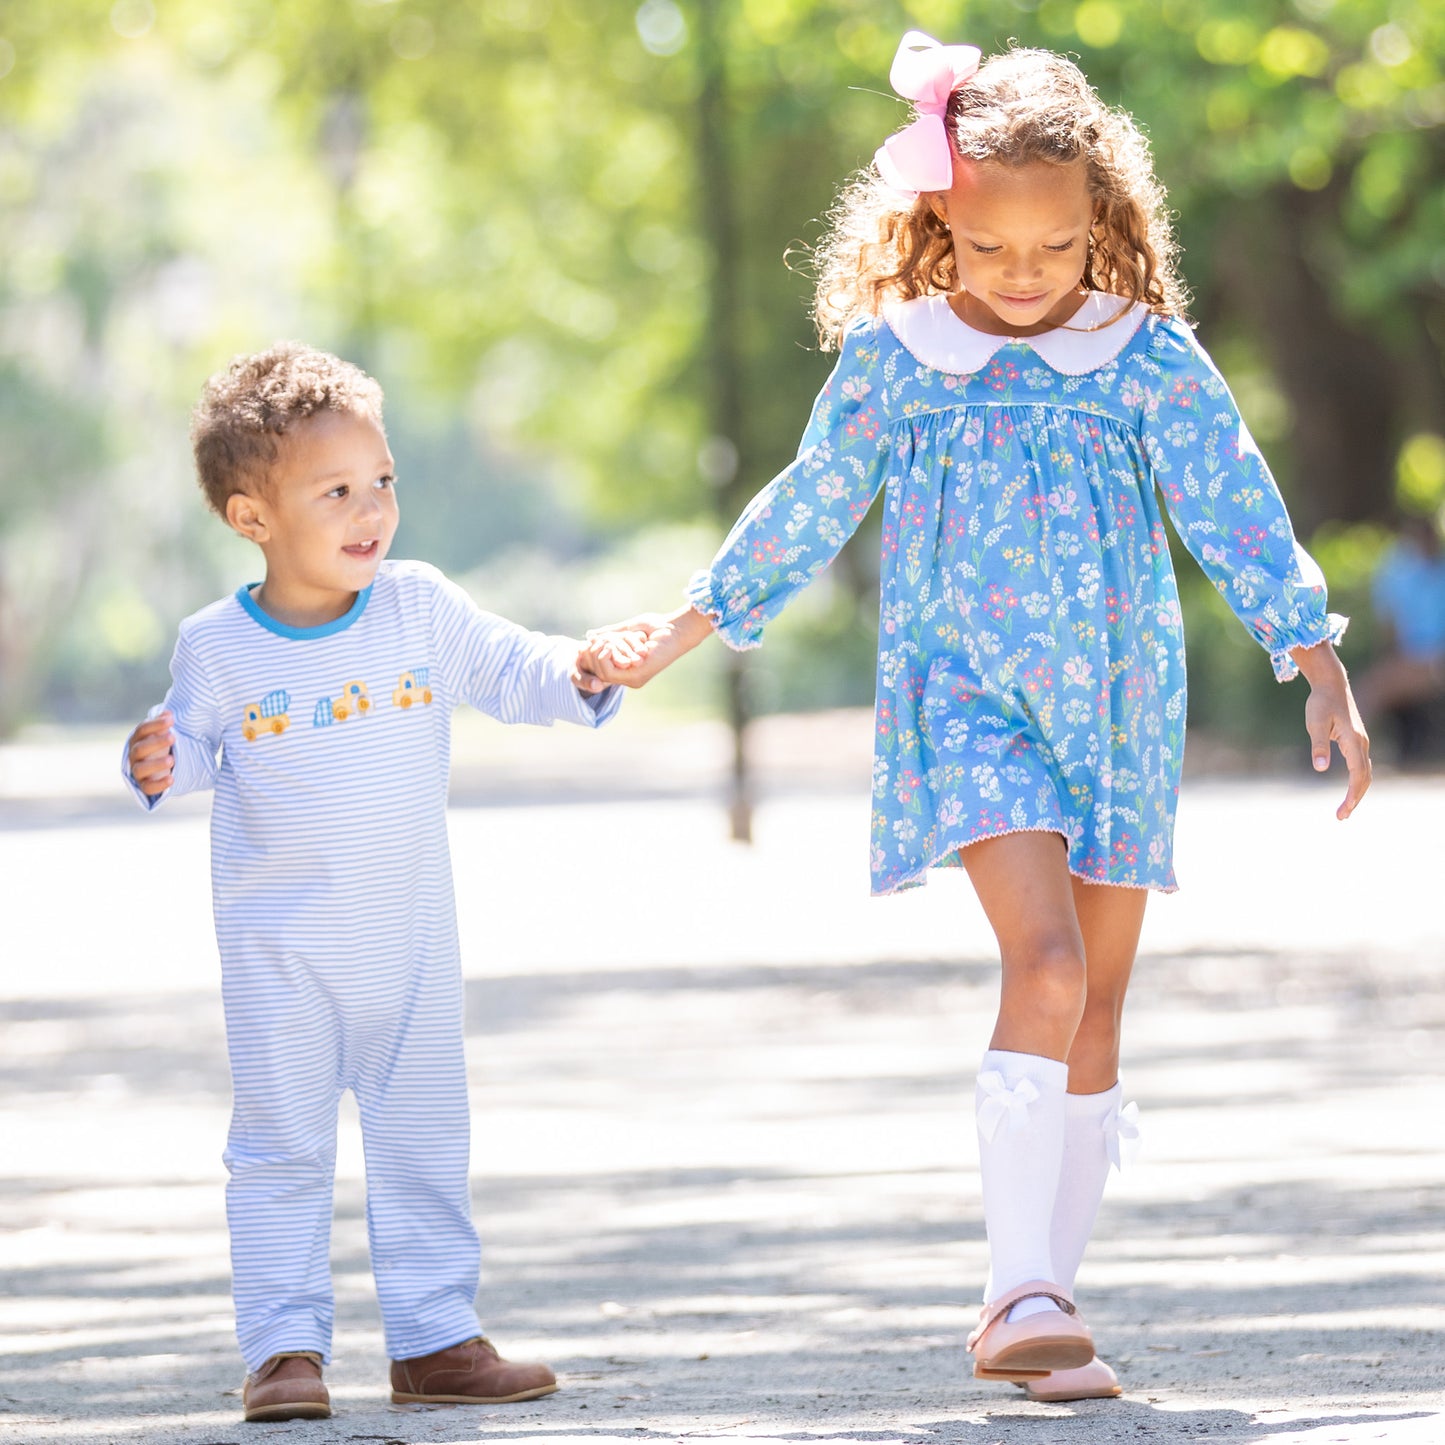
left=2, top=710, right=1443, bottom=1445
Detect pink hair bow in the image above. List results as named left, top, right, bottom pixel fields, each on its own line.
left=873, top=31, right=981, bottom=198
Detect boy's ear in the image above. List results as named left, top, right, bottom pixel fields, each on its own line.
left=225, top=489, right=269, bottom=543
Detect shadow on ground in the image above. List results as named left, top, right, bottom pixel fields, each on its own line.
left=3, top=948, right=1443, bottom=1443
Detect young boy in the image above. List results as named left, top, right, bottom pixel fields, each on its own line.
left=124, top=343, right=630, bottom=1422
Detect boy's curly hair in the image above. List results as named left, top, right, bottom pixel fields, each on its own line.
left=812, top=47, right=1187, bottom=349
left=191, top=342, right=385, bottom=517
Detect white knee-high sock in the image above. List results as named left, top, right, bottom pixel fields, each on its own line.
left=1049, top=1084, right=1122, bottom=1296
left=976, top=1049, right=1070, bottom=1321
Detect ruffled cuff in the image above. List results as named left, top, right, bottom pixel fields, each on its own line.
left=1269, top=612, right=1349, bottom=683
left=685, top=569, right=765, bottom=653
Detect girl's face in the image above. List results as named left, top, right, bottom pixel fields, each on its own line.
left=932, top=157, right=1097, bottom=336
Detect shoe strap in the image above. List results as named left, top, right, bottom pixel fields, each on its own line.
left=968, top=1280, right=1077, bottom=1350
left=1006, top=1289, right=1076, bottom=1317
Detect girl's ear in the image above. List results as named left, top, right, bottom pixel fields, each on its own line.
left=226, top=489, right=269, bottom=543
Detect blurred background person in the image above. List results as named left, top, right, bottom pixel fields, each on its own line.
left=1357, top=513, right=1445, bottom=763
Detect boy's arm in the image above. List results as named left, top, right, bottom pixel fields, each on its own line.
left=479, top=624, right=624, bottom=727
left=121, top=633, right=223, bottom=810
left=126, top=711, right=178, bottom=798
left=430, top=570, right=623, bottom=728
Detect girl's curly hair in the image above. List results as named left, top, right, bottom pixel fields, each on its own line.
left=191, top=342, right=384, bottom=517
left=811, top=47, right=1187, bottom=349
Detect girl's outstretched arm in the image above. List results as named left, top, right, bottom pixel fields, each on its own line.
left=1142, top=318, right=1348, bottom=681
left=586, top=321, right=890, bottom=690
left=1290, top=640, right=1371, bottom=819
left=584, top=606, right=714, bottom=688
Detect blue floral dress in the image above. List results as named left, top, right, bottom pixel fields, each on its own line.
left=688, top=293, right=1346, bottom=895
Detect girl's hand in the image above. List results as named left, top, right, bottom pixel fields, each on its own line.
left=585, top=606, right=714, bottom=688
left=1290, top=642, right=1371, bottom=819
left=127, top=711, right=176, bottom=798
left=573, top=628, right=649, bottom=694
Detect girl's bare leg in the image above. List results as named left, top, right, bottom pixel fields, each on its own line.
left=1048, top=876, right=1148, bottom=1321
left=959, top=832, right=1148, bottom=1329
left=1067, top=876, right=1148, bottom=1092
left=960, top=832, right=1083, bottom=1318
left=960, top=831, right=1089, bottom=1061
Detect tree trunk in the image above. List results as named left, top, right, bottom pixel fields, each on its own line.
left=693, top=0, right=753, bottom=842
left=1213, top=185, right=1398, bottom=532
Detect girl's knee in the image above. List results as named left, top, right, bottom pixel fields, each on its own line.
left=1002, top=936, right=1088, bottom=1018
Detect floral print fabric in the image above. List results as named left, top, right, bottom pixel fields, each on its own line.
left=688, top=306, right=1345, bottom=895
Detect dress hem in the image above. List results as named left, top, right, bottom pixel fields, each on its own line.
left=873, top=821, right=1178, bottom=897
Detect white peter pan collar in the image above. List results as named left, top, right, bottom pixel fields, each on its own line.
left=882, top=291, right=1148, bottom=376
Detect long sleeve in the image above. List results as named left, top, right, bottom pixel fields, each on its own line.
left=687, top=321, right=892, bottom=650
left=1139, top=317, right=1346, bottom=681
left=121, top=628, right=224, bottom=810
left=428, top=570, right=621, bottom=728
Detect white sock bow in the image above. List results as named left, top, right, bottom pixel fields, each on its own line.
left=1103, top=1098, right=1141, bottom=1170
left=976, top=1070, right=1040, bottom=1142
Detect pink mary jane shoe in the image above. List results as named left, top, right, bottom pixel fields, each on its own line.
left=966, top=1280, right=1095, bottom=1381
left=1022, top=1356, right=1122, bottom=1401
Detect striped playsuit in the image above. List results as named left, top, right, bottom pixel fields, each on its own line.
left=126, top=560, right=619, bottom=1369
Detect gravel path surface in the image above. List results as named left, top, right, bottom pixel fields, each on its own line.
left=2, top=713, right=1442, bottom=1444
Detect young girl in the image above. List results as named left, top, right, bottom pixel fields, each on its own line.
left=591, top=34, right=1371, bottom=1401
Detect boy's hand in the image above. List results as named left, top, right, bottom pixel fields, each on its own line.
left=584, top=606, right=714, bottom=689
left=574, top=628, right=649, bottom=693
left=127, top=711, right=176, bottom=797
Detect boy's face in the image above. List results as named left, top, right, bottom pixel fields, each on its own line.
left=228, top=408, right=399, bottom=625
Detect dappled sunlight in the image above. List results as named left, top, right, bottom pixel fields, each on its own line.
left=4, top=790, right=1444, bottom=1440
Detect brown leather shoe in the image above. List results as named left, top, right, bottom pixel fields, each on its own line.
left=242, top=1350, right=331, bottom=1421
left=390, top=1336, right=558, bottom=1404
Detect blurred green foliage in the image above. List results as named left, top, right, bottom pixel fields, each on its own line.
left=0, top=0, right=1441, bottom=750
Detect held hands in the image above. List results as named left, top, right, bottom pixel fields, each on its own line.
left=1289, top=642, right=1371, bottom=819
left=127, top=711, right=176, bottom=798
left=572, top=628, right=649, bottom=695
left=579, top=605, right=715, bottom=690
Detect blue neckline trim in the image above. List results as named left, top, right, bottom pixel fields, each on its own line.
left=236, top=583, right=372, bottom=640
